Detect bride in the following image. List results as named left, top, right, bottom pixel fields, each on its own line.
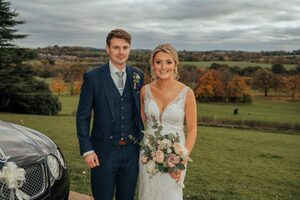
left=138, top=43, right=197, bottom=200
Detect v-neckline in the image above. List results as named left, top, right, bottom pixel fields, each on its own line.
left=148, top=84, right=185, bottom=121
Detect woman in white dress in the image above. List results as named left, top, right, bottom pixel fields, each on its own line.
left=138, top=43, right=197, bottom=200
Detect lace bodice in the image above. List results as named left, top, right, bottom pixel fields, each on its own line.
left=144, top=84, right=189, bottom=136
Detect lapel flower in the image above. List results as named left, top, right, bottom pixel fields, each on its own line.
left=132, top=72, right=141, bottom=89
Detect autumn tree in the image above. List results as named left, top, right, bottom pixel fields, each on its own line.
left=227, top=76, right=252, bottom=102
left=73, top=81, right=83, bottom=95
left=272, top=74, right=286, bottom=95
left=66, top=62, right=87, bottom=95
left=194, top=70, right=225, bottom=102
left=50, top=78, right=66, bottom=95
left=252, top=69, right=274, bottom=96
left=286, top=74, right=300, bottom=100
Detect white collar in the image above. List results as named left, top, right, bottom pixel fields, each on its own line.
left=109, top=60, right=126, bottom=74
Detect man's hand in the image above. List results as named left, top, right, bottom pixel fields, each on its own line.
left=84, top=152, right=100, bottom=168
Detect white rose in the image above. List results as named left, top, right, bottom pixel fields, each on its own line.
left=162, top=139, right=172, bottom=148
left=146, top=160, right=157, bottom=175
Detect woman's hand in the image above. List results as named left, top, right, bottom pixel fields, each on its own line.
left=169, top=170, right=182, bottom=182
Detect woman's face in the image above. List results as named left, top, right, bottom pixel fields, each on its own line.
left=152, top=51, right=176, bottom=80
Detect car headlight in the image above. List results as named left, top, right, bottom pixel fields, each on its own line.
left=47, top=154, right=60, bottom=181
left=56, top=149, right=66, bottom=168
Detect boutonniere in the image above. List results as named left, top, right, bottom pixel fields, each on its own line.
left=132, top=72, right=141, bottom=90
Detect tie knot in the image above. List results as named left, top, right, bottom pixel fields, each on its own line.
left=116, top=71, right=124, bottom=78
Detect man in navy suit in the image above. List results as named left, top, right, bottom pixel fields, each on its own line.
left=76, top=29, right=144, bottom=200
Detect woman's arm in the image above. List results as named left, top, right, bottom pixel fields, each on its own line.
left=184, top=88, right=197, bottom=156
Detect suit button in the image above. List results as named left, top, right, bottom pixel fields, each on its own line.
left=112, top=120, right=114, bottom=122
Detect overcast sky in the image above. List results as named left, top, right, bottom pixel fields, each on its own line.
left=10, top=0, right=300, bottom=51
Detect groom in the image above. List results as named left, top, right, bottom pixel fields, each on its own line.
left=76, top=29, right=144, bottom=200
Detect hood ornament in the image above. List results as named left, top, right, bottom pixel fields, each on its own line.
left=0, top=147, right=10, bottom=163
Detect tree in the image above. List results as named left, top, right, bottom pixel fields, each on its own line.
left=50, top=78, right=66, bottom=96
left=252, top=69, right=274, bottom=96
left=194, top=70, right=225, bottom=102
left=0, top=0, right=27, bottom=47
left=272, top=74, right=286, bottom=95
left=0, top=0, right=61, bottom=115
left=286, top=74, right=300, bottom=100
left=271, top=63, right=286, bottom=74
left=66, top=62, right=87, bottom=95
left=227, top=76, right=252, bottom=103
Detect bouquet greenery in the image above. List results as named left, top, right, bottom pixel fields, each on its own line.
left=140, top=116, right=192, bottom=180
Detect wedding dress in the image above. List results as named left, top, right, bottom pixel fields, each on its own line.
left=138, top=84, right=189, bottom=200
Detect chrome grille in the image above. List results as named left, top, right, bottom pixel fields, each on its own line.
left=0, top=162, right=46, bottom=200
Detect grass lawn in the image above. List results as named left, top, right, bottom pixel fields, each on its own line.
left=181, top=61, right=297, bottom=69
left=197, top=96, right=300, bottom=125
left=58, top=95, right=300, bottom=125
left=0, top=113, right=299, bottom=199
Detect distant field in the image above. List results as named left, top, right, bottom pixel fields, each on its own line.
left=58, top=95, right=300, bottom=125
left=197, top=96, right=300, bottom=125
left=0, top=113, right=299, bottom=200
left=181, top=61, right=297, bottom=69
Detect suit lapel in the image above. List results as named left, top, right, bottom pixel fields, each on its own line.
left=100, top=64, right=115, bottom=120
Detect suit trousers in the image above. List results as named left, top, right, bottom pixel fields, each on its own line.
left=91, top=144, right=139, bottom=200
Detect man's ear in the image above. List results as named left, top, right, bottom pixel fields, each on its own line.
left=105, top=45, right=110, bottom=54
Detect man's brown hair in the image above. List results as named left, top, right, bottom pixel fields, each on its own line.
left=106, top=29, right=131, bottom=46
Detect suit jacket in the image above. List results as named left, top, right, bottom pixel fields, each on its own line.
left=76, top=63, right=144, bottom=161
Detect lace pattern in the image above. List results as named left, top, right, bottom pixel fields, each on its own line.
left=138, top=84, right=189, bottom=200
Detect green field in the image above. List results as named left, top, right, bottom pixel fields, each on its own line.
left=0, top=113, right=299, bottom=199
left=181, top=61, right=297, bottom=69
left=197, top=96, right=300, bottom=125
left=59, top=95, right=300, bottom=125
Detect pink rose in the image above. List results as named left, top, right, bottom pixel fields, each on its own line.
left=167, top=154, right=180, bottom=167
left=155, top=150, right=164, bottom=163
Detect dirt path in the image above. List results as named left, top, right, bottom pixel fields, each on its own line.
left=69, top=191, right=93, bottom=200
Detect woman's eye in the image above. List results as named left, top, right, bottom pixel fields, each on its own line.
left=167, top=61, right=173, bottom=65
left=155, top=61, right=161, bottom=65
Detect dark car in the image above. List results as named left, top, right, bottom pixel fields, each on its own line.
left=0, top=120, right=69, bottom=200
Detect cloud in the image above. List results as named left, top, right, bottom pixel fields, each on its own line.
left=10, top=0, right=300, bottom=51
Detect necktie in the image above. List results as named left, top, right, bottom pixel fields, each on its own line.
left=116, top=71, right=124, bottom=95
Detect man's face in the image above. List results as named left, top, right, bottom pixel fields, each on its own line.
left=106, top=38, right=130, bottom=69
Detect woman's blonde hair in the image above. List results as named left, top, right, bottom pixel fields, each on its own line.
left=150, top=43, right=180, bottom=80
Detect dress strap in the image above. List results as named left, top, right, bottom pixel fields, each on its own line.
left=178, top=86, right=189, bottom=110
left=144, top=84, right=151, bottom=102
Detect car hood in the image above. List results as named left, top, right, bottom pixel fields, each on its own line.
left=0, top=120, right=57, bottom=164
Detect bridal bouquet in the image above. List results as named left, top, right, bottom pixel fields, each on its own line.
left=139, top=116, right=192, bottom=180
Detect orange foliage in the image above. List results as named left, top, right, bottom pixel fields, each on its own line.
left=194, top=70, right=225, bottom=98
left=50, top=79, right=66, bottom=95
left=227, top=76, right=251, bottom=98
left=73, top=81, right=83, bottom=95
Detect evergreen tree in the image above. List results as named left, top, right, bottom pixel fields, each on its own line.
left=0, top=0, right=61, bottom=115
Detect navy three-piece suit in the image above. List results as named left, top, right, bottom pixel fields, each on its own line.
left=76, top=63, right=144, bottom=200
